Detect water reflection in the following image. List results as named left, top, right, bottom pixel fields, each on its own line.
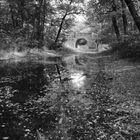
left=62, top=55, right=87, bottom=68
left=62, top=55, right=88, bottom=91
left=0, top=54, right=139, bottom=140
left=70, top=71, right=86, bottom=90
left=0, top=55, right=111, bottom=140
left=75, top=56, right=83, bottom=65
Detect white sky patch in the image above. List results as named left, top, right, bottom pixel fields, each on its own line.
left=75, top=14, right=86, bottom=22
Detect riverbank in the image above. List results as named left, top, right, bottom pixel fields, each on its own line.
left=0, top=46, right=77, bottom=61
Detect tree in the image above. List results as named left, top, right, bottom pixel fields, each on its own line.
left=86, top=0, right=121, bottom=41
left=54, top=0, right=73, bottom=43
left=111, top=0, right=120, bottom=40
left=86, top=0, right=140, bottom=43
left=0, top=0, right=85, bottom=50
left=120, top=0, right=128, bottom=34
left=124, top=0, right=140, bottom=32
left=51, top=0, right=84, bottom=47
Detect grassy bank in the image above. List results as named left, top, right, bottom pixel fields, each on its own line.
left=0, top=44, right=77, bottom=61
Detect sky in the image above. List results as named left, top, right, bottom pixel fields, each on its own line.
left=74, top=0, right=90, bottom=22
left=75, top=14, right=86, bottom=22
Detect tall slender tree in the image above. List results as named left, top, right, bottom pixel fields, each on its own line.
left=120, top=0, right=128, bottom=34
left=54, top=0, right=73, bottom=43
left=124, top=0, right=140, bottom=32
left=111, top=0, right=120, bottom=40
left=54, top=0, right=84, bottom=44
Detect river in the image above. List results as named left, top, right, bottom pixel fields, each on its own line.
left=0, top=52, right=140, bottom=140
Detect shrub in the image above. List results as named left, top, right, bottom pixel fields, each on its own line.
left=110, top=35, right=140, bottom=59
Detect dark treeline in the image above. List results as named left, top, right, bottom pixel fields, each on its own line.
left=0, top=0, right=140, bottom=56
left=86, top=0, right=140, bottom=59
left=0, top=0, right=84, bottom=51
left=87, top=0, right=140, bottom=40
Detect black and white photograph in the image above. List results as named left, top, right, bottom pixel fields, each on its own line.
left=0, top=0, right=140, bottom=139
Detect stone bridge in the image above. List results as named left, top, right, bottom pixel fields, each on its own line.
left=66, top=32, right=97, bottom=51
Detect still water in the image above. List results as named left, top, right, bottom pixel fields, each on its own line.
left=0, top=54, right=140, bottom=140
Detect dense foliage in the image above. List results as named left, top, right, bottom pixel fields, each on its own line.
left=86, top=0, right=140, bottom=59
left=0, top=0, right=84, bottom=51
left=0, top=0, right=140, bottom=140
left=86, top=0, right=140, bottom=40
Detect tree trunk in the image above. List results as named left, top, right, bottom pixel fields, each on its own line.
left=36, top=6, right=41, bottom=41
left=9, top=5, right=16, bottom=28
left=120, top=0, right=128, bottom=34
left=124, top=0, right=140, bottom=32
left=40, top=0, right=46, bottom=45
left=112, top=1, right=120, bottom=40
left=35, top=0, right=44, bottom=47
left=17, top=0, right=25, bottom=27
left=54, top=0, right=73, bottom=44
left=54, top=13, right=67, bottom=43
left=112, top=16, right=120, bottom=40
